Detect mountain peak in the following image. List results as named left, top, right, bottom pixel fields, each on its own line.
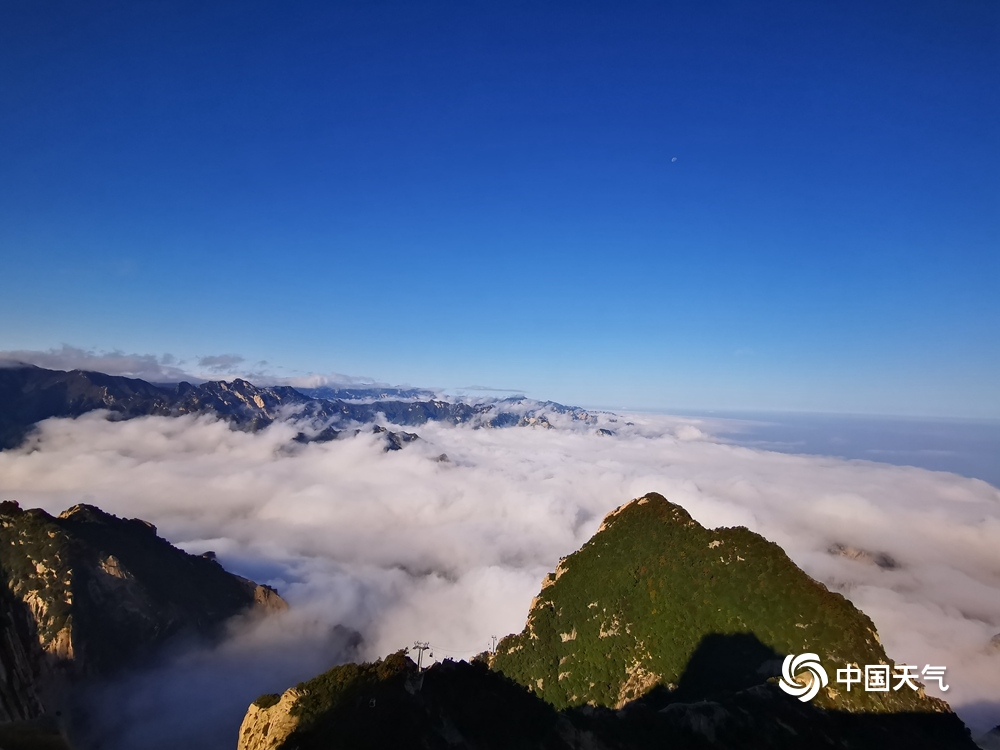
left=596, top=491, right=695, bottom=533
left=492, top=493, right=944, bottom=716
left=57, top=503, right=114, bottom=522
left=241, top=492, right=977, bottom=749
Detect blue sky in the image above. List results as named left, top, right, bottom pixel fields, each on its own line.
left=1, top=1, right=997, bottom=417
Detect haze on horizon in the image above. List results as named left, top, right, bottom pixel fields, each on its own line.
left=1, top=1, right=997, bottom=419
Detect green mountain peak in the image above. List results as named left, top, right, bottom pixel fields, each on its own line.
left=490, top=492, right=942, bottom=715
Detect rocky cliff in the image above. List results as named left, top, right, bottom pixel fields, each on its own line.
left=0, top=582, right=49, bottom=722
left=0, top=500, right=286, bottom=724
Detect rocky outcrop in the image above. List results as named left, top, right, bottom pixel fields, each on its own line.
left=828, top=542, right=898, bottom=569
left=370, top=424, right=419, bottom=451
left=237, top=577, right=289, bottom=613
left=0, top=499, right=287, bottom=723
left=237, top=688, right=304, bottom=750
left=0, top=584, right=49, bottom=722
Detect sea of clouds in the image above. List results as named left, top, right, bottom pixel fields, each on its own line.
left=0, top=409, right=997, bottom=747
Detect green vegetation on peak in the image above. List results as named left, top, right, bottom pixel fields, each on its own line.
left=243, top=652, right=578, bottom=750
left=490, top=492, right=938, bottom=714
left=251, top=693, right=281, bottom=709
left=290, top=650, right=416, bottom=726
left=238, top=492, right=976, bottom=749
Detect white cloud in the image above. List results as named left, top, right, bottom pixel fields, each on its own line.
left=0, top=410, right=997, bottom=742
left=0, top=345, right=192, bottom=382
left=195, top=354, right=246, bottom=372
left=0, top=345, right=401, bottom=390
left=255, top=372, right=395, bottom=389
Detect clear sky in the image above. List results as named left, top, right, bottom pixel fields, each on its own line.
left=1, top=1, right=997, bottom=417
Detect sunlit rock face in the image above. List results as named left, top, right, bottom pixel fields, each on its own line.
left=237, top=688, right=305, bottom=750
left=0, top=582, right=49, bottom=721
left=0, top=499, right=285, bottom=719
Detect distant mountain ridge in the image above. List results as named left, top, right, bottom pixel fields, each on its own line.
left=0, top=365, right=598, bottom=451
left=298, top=385, right=437, bottom=402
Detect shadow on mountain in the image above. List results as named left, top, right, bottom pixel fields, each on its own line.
left=0, top=717, right=71, bottom=750
left=250, top=633, right=978, bottom=750
left=0, top=579, right=54, bottom=722
left=599, top=632, right=977, bottom=749
left=621, top=631, right=784, bottom=714
left=672, top=631, right=784, bottom=702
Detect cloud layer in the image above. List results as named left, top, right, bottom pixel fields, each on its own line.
left=0, top=410, right=997, bottom=744
left=0, top=345, right=390, bottom=390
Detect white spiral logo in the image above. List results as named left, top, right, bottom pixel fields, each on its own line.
left=778, top=653, right=828, bottom=702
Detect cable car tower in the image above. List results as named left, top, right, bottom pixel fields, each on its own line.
left=412, top=641, right=431, bottom=670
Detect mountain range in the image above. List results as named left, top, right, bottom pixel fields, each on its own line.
left=0, top=364, right=598, bottom=452
left=0, top=367, right=988, bottom=748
